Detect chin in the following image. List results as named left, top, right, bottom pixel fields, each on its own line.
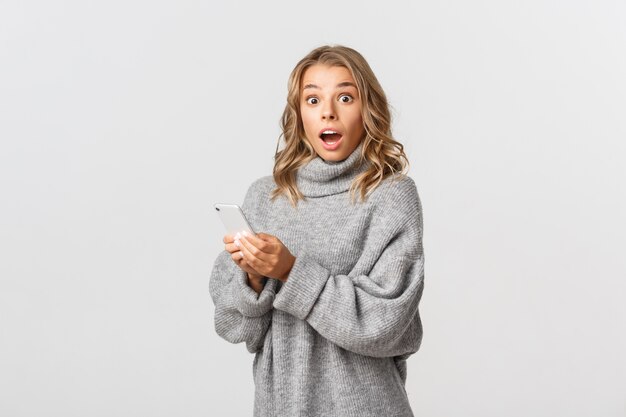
left=308, top=138, right=354, bottom=162
left=322, top=152, right=350, bottom=162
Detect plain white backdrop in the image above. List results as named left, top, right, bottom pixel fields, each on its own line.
left=1, top=0, right=625, bottom=416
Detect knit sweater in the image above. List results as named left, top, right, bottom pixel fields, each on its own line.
left=209, top=141, right=425, bottom=417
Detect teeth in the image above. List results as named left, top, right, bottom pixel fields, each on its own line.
left=320, top=130, right=341, bottom=146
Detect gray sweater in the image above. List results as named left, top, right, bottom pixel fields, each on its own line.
left=209, top=141, right=425, bottom=417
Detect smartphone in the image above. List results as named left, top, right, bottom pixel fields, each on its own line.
left=214, top=203, right=256, bottom=237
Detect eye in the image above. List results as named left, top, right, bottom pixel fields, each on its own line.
left=339, top=94, right=353, bottom=103
left=306, top=97, right=319, bottom=105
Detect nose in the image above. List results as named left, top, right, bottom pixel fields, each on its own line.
left=321, top=101, right=336, bottom=121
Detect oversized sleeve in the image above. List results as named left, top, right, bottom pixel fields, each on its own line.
left=208, top=178, right=277, bottom=353
left=272, top=178, right=425, bottom=358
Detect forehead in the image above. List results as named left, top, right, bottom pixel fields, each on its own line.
left=300, top=64, right=356, bottom=89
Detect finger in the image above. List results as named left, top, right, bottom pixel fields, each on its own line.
left=233, top=253, right=254, bottom=273
left=255, top=232, right=275, bottom=243
left=240, top=258, right=260, bottom=273
left=234, top=251, right=247, bottom=264
left=238, top=235, right=269, bottom=265
left=240, top=259, right=263, bottom=277
left=239, top=233, right=272, bottom=261
left=223, top=234, right=234, bottom=244
left=230, top=250, right=244, bottom=262
left=224, top=242, right=240, bottom=254
left=241, top=231, right=273, bottom=255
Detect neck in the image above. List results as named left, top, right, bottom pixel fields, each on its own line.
left=296, top=141, right=371, bottom=198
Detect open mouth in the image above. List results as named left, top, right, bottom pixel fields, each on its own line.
left=319, top=130, right=343, bottom=145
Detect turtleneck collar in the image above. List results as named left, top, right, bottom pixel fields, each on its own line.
left=296, top=141, right=371, bottom=198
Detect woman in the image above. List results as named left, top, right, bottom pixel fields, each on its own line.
left=209, top=44, right=425, bottom=417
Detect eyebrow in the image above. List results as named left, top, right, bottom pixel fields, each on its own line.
left=302, top=81, right=357, bottom=90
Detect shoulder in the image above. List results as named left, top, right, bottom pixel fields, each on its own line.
left=368, top=174, right=423, bottom=230
left=371, top=174, right=421, bottom=210
left=378, top=174, right=418, bottom=196
left=240, top=175, right=275, bottom=227
left=241, top=175, right=277, bottom=214
left=244, top=175, right=275, bottom=201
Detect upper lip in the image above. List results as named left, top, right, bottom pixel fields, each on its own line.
left=318, top=128, right=343, bottom=137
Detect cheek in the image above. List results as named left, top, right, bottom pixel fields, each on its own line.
left=348, top=112, right=364, bottom=135
left=300, top=111, right=315, bottom=134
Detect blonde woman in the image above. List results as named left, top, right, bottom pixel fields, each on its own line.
left=209, top=45, right=425, bottom=417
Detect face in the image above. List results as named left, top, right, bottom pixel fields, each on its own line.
left=299, top=64, right=365, bottom=162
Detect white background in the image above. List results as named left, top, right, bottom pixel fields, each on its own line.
left=1, top=1, right=625, bottom=416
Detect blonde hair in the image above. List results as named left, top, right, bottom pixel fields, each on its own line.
left=270, top=45, right=410, bottom=207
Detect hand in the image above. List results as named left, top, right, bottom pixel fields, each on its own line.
left=235, top=231, right=296, bottom=282
left=222, top=233, right=264, bottom=279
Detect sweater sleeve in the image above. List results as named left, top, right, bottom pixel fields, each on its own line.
left=209, top=250, right=278, bottom=353
left=272, top=180, right=425, bottom=358
left=208, top=177, right=276, bottom=354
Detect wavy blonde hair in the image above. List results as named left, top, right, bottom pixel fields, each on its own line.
left=270, top=45, right=410, bottom=207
